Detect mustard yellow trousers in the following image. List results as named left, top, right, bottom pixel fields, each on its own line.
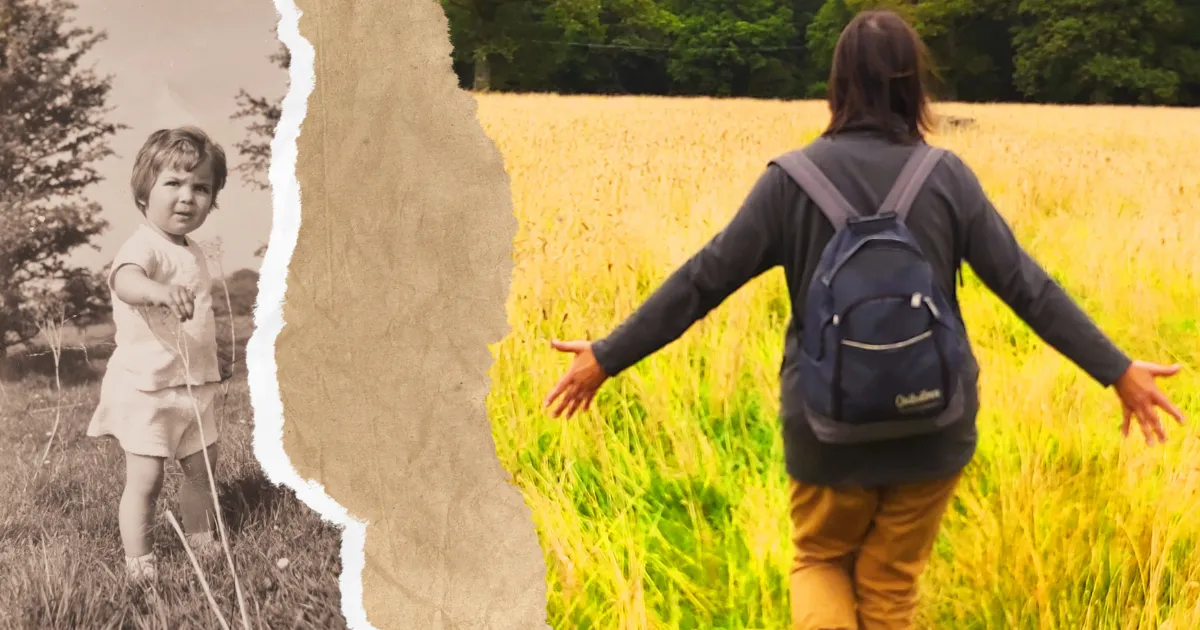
left=788, top=472, right=962, bottom=630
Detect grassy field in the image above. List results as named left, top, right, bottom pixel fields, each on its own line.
left=479, top=94, right=1200, bottom=629
left=0, top=313, right=346, bottom=629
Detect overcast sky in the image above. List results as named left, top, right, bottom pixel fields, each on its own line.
left=68, top=0, right=290, bottom=275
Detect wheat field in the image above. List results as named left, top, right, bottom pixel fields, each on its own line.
left=478, top=94, right=1200, bottom=629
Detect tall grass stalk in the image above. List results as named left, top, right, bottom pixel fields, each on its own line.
left=34, top=309, right=69, bottom=468
left=171, top=316, right=251, bottom=629
left=166, top=509, right=231, bottom=630
left=205, top=238, right=241, bottom=423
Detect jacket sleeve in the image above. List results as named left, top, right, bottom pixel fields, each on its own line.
left=952, top=154, right=1132, bottom=387
left=590, top=166, right=790, bottom=377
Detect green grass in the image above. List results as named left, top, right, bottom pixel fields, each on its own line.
left=492, top=268, right=1200, bottom=629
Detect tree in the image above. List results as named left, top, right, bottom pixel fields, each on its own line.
left=802, top=0, right=1019, bottom=102
left=1011, top=0, right=1183, bottom=104
left=210, top=269, right=261, bottom=319
left=230, top=41, right=289, bottom=191
left=427, top=0, right=1200, bottom=105
left=663, top=0, right=799, bottom=97
left=1162, top=0, right=1200, bottom=104
left=537, top=0, right=676, bottom=95
left=802, top=0, right=855, bottom=97
left=0, top=0, right=125, bottom=353
left=441, top=0, right=554, bottom=91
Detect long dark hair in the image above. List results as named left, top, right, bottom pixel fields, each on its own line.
left=824, top=10, right=936, bottom=144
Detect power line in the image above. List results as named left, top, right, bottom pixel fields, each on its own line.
left=519, top=38, right=805, bottom=54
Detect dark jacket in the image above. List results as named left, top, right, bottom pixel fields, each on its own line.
left=590, top=122, right=1132, bottom=488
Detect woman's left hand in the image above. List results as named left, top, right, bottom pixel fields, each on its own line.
left=544, top=339, right=609, bottom=419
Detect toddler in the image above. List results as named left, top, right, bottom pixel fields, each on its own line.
left=87, top=126, right=230, bottom=582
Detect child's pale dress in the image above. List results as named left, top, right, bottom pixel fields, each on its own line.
left=88, top=223, right=223, bottom=460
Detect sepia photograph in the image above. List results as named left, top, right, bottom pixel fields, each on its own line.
left=0, top=0, right=346, bottom=627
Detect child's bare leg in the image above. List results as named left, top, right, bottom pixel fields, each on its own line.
left=121, top=452, right=166, bottom=581
left=121, top=452, right=166, bottom=557
left=179, top=443, right=221, bottom=551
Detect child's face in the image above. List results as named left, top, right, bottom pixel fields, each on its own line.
left=144, top=159, right=215, bottom=238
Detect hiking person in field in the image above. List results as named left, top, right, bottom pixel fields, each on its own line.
left=87, top=127, right=232, bottom=583
left=543, top=9, right=1186, bottom=630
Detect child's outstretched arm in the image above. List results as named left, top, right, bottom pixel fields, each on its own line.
left=112, top=264, right=196, bottom=321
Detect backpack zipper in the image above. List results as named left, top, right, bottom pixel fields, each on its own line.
left=841, top=330, right=932, bottom=351
left=829, top=292, right=947, bottom=421
left=822, top=292, right=915, bottom=358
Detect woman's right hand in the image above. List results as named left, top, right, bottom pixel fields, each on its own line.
left=544, top=339, right=609, bottom=419
left=1113, top=360, right=1186, bottom=445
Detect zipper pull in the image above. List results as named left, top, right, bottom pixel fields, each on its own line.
left=924, top=296, right=941, bottom=319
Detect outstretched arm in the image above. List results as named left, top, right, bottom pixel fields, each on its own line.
left=954, top=155, right=1184, bottom=443
left=589, top=166, right=790, bottom=377
left=544, top=166, right=790, bottom=418
left=956, top=163, right=1130, bottom=386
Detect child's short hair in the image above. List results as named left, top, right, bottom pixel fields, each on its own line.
left=130, top=126, right=228, bottom=213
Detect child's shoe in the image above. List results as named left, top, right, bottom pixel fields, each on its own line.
left=125, top=552, right=158, bottom=583
left=187, top=530, right=222, bottom=557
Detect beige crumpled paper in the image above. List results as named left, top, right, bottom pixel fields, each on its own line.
left=276, top=0, right=552, bottom=628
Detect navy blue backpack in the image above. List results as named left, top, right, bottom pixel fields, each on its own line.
left=771, top=143, right=971, bottom=445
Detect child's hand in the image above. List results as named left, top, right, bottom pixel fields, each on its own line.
left=152, top=283, right=196, bottom=321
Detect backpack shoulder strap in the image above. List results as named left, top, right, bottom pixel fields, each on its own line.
left=878, top=144, right=946, bottom=223
left=771, top=150, right=861, bottom=232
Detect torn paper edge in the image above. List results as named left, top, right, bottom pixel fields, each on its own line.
left=247, top=2, right=376, bottom=629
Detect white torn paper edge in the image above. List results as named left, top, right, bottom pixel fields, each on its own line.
left=247, top=2, right=376, bottom=629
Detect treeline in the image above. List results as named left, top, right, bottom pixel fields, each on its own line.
left=442, top=0, right=1200, bottom=105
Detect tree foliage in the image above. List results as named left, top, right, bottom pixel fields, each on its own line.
left=1012, top=0, right=1183, bottom=104
left=437, top=0, right=1200, bottom=106
left=231, top=42, right=289, bottom=192
left=0, top=0, right=124, bottom=352
left=665, top=0, right=798, bottom=97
